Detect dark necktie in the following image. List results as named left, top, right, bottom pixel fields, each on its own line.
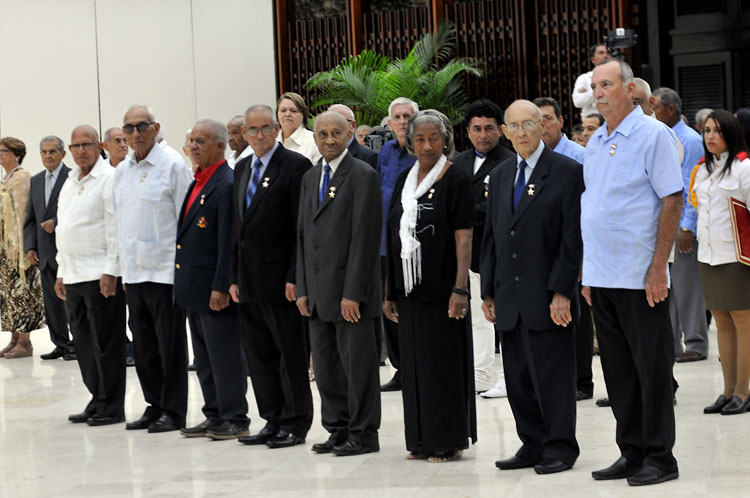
left=245, top=158, right=262, bottom=208
left=512, top=160, right=527, bottom=213
left=475, top=151, right=486, bottom=159
left=319, top=164, right=331, bottom=205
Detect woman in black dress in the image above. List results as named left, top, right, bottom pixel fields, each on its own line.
left=383, top=110, right=477, bottom=462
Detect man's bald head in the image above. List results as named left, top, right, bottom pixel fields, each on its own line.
left=72, top=124, right=99, bottom=142
left=314, top=111, right=351, bottom=162
left=314, top=110, right=349, bottom=131
left=329, top=104, right=356, bottom=135
left=70, top=125, right=102, bottom=170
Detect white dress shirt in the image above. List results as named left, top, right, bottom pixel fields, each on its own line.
left=514, top=140, right=544, bottom=184
left=277, top=125, right=322, bottom=165
left=227, top=144, right=254, bottom=170
left=56, top=157, right=119, bottom=284
left=113, top=143, right=192, bottom=285
left=572, top=70, right=597, bottom=118
left=693, top=153, right=750, bottom=265
left=319, top=148, right=348, bottom=190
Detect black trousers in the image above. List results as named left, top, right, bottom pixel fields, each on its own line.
left=126, top=282, right=188, bottom=425
left=65, top=278, right=126, bottom=418
left=309, top=316, right=381, bottom=449
left=380, top=255, right=400, bottom=377
left=590, top=287, right=677, bottom=471
left=188, top=308, right=248, bottom=425
left=501, top=319, right=579, bottom=465
left=575, top=285, right=595, bottom=395
left=41, top=265, right=72, bottom=351
left=240, top=300, right=312, bottom=435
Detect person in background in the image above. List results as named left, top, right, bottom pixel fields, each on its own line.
left=694, top=108, right=713, bottom=135
left=226, top=115, right=253, bottom=169
left=276, top=92, right=321, bottom=165
left=329, top=104, right=378, bottom=169
left=736, top=107, right=750, bottom=148
left=571, top=123, right=585, bottom=146
left=691, top=109, right=750, bottom=415
left=355, top=125, right=372, bottom=146
left=580, top=113, right=604, bottom=147
left=534, top=97, right=585, bottom=164
left=102, top=127, right=129, bottom=167
left=572, top=43, right=612, bottom=119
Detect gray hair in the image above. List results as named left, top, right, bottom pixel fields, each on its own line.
left=328, top=104, right=355, bottom=121
left=503, top=99, right=543, bottom=124
left=405, top=109, right=455, bottom=157
left=633, top=78, right=651, bottom=99
left=103, top=127, right=122, bottom=143
left=388, top=97, right=419, bottom=119
left=695, top=108, right=713, bottom=126
left=228, top=115, right=244, bottom=126
left=39, top=135, right=64, bottom=151
left=194, top=119, right=228, bottom=145
left=244, top=105, right=277, bottom=125
left=598, top=59, right=634, bottom=85
left=124, top=104, right=156, bottom=122
left=652, top=87, right=682, bottom=115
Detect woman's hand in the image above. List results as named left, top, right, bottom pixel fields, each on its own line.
left=383, top=300, right=399, bottom=323
left=448, top=292, right=469, bottom=320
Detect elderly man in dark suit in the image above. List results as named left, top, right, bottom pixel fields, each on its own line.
left=229, top=105, right=313, bottom=449
left=452, top=99, right=514, bottom=395
left=175, top=119, right=249, bottom=440
left=480, top=99, right=584, bottom=475
left=24, top=136, right=74, bottom=361
left=296, top=110, right=382, bottom=456
left=329, top=104, right=378, bottom=169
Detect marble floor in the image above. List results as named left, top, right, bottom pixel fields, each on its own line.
left=0, top=325, right=748, bottom=498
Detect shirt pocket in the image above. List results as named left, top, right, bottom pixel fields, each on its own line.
left=610, top=151, right=644, bottom=185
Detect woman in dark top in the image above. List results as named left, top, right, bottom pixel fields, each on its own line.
left=383, top=110, right=476, bottom=462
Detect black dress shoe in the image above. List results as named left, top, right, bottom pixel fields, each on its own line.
left=68, top=411, right=94, bottom=423
left=41, top=347, right=67, bottom=360
left=720, top=395, right=750, bottom=415
left=126, top=414, right=159, bottom=430
left=63, top=352, right=77, bottom=361
left=180, top=419, right=217, bottom=438
left=704, top=394, right=730, bottom=414
left=187, top=363, right=196, bottom=371
left=592, top=456, right=641, bottom=480
left=207, top=422, right=250, bottom=440
left=147, top=414, right=180, bottom=433
left=380, top=376, right=402, bottom=392
left=126, top=355, right=135, bottom=367
left=576, top=390, right=593, bottom=401
left=238, top=424, right=278, bottom=445
left=87, top=415, right=125, bottom=426
left=332, top=439, right=378, bottom=456
left=312, top=432, right=348, bottom=454
left=626, top=465, right=679, bottom=486
left=675, top=351, right=706, bottom=363
left=534, top=459, right=572, bottom=474
left=495, top=455, right=540, bottom=470
left=266, top=431, right=305, bottom=448
left=595, top=397, right=611, bottom=407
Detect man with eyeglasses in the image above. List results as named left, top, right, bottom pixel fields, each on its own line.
left=229, top=105, right=314, bottom=448
left=481, top=100, right=583, bottom=475
left=102, top=127, right=129, bottom=167
left=113, top=105, right=192, bottom=433
left=24, top=136, right=75, bottom=362
left=329, top=104, right=378, bottom=169
left=55, top=125, right=126, bottom=426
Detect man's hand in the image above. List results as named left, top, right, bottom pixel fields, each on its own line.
left=100, top=274, right=116, bottom=298
left=26, top=249, right=39, bottom=265
left=54, top=278, right=66, bottom=300
left=296, top=296, right=311, bottom=317
left=229, top=284, right=240, bottom=303
left=550, top=292, right=572, bottom=327
left=383, top=300, right=398, bottom=323
left=41, top=219, right=55, bottom=234
left=481, top=297, right=496, bottom=324
left=677, top=229, right=694, bottom=254
left=645, top=264, right=669, bottom=308
left=581, top=286, right=592, bottom=306
left=285, top=283, right=297, bottom=302
left=341, top=298, right=361, bottom=323
left=209, top=290, right=230, bottom=311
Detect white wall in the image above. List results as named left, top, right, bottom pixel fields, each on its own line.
left=0, top=0, right=276, bottom=174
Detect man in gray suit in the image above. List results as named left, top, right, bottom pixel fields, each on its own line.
left=24, top=136, right=74, bottom=360
left=296, top=111, right=382, bottom=456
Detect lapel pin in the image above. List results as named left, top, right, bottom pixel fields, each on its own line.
left=484, top=184, right=489, bottom=199
left=78, top=186, right=85, bottom=196
left=197, top=217, right=207, bottom=228
left=200, top=194, right=205, bottom=205
left=609, top=144, right=617, bottom=156
left=328, top=186, right=336, bottom=199
left=140, top=173, right=148, bottom=183
left=526, top=184, right=536, bottom=196
left=428, top=188, right=435, bottom=200
left=262, top=177, right=270, bottom=188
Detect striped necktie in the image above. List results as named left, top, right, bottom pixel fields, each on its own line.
left=245, top=158, right=262, bottom=208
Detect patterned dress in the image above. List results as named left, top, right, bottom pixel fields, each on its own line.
left=0, top=167, right=44, bottom=334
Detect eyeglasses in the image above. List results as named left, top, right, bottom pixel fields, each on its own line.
left=504, top=120, right=541, bottom=133
left=123, top=121, right=155, bottom=134
left=0, top=148, right=10, bottom=153
left=245, top=125, right=275, bottom=137
left=69, top=142, right=97, bottom=151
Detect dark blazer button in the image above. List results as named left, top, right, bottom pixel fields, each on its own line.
left=512, top=253, right=517, bottom=259
left=514, top=276, right=520, bottom=282
left=510, top=230, right=515, bottom=236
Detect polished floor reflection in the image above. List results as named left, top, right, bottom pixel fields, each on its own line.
left=0, top=324, right=747, bottom=498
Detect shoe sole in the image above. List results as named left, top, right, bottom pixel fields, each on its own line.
left=207, top=432, right=250, bottom=440
left=180, top=432, right=208, bottom=438
left=627, top=472, right=679, bottom=486
left=267, top=439, right=305, bottom=449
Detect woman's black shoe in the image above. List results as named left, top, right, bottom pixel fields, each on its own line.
left=704, top=394, right=730, bottom=414
left=720, top=395, right=750, bottom=415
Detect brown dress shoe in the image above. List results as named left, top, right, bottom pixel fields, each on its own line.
left=675, top=351, right=706, bottom=363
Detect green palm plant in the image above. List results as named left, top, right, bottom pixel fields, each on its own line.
left=306, top=21, right=483, bottom=127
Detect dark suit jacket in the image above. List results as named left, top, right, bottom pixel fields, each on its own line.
left=23, top=164, right=70, bottom=271
left=174, top=161, right=235, bottom=313
left=297, top=152, right=382, bottom=322
left=452, top=144, right=514, bottom=272
left=348, top=139, right=378, bottom=170
left=231, top=144, right=311, bottom=303
left=480, top=146, right=583, bottom=332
